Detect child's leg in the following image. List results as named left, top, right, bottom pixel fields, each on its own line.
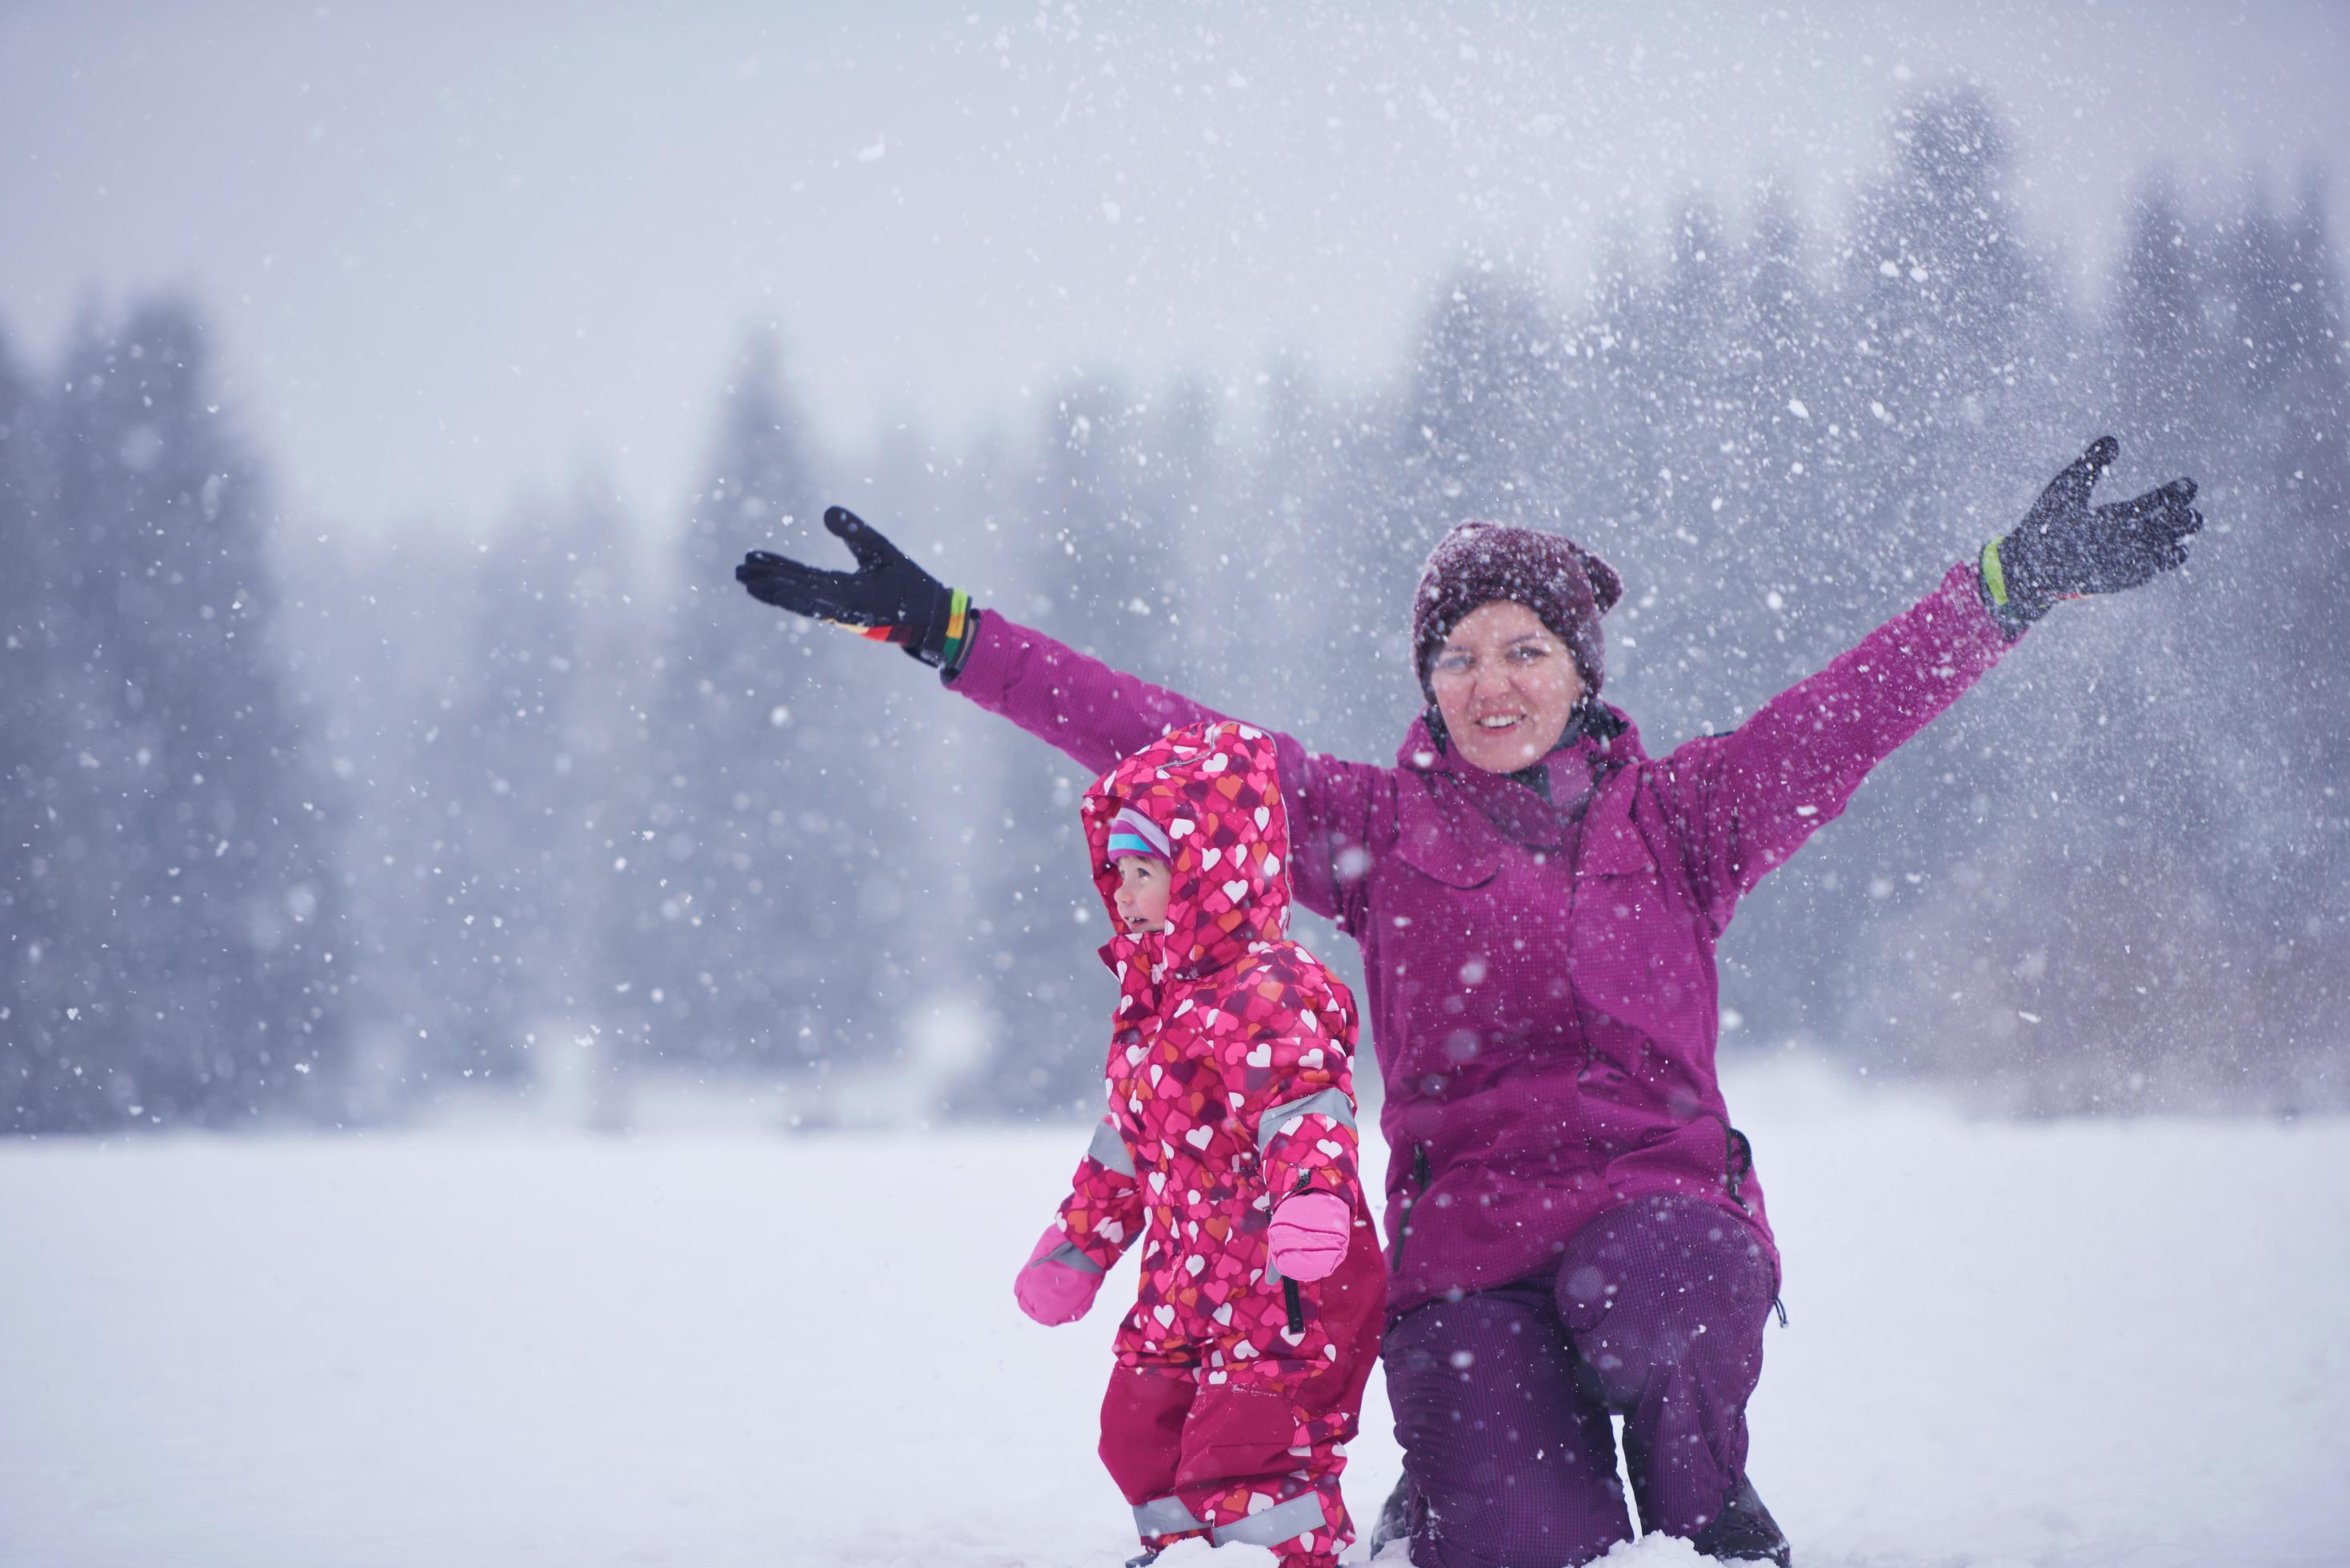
left=1169, top=1380, right=1346, bottom=1566
left=1168, top=1243, right=1387, bottom=1566
left=1099, top=1363, right=1210, bottom=1552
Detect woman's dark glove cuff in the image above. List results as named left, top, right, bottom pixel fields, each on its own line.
left=1976, top=538, right=2040, bottom=639
left=931, top=596, right=979, bottom=676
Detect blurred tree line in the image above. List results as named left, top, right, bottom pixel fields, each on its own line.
left=0, top=305, right=345, bottom=1130
left=4, top=86, right=2344, bottom=1130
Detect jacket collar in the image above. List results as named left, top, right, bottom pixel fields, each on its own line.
left=1398, top=703, right=1644, bottom=849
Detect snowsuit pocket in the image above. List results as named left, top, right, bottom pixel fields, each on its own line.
left=1173, top=1383, right=1299, bottom=1494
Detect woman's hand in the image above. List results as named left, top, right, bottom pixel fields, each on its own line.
left=1267, top=1190, right=1352, bottom=1282
left=735, top=506, right=975, bottom=670
left=1980, top=436, right=2203, bottom=634
left=1013, top=1223, right=1107, bottom=1325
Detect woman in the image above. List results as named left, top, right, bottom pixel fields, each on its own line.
left=737, top=437, right=2201, bottom=1567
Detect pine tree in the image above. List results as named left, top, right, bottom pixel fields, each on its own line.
left=609, top=331, right=899, bottom=1099
left=0, top=326, right=87, bottom=1126
left=15, top=300, right=346, bottom=1128
left=1398, top=263, right=1567, bottom=536
left=418, top=479, right=639, bottom=1091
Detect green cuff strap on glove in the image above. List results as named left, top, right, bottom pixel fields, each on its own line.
left=936, top=589, right=975, bottom=675
left=1980, top=539, right=2010, bottom=608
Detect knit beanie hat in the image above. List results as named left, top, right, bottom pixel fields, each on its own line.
left=1104, top=806, right=1171, bottom=865
left=1411, top=520, right=1623, bottom=702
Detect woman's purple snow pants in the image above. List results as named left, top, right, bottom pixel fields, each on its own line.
left=1383, top=1197, right=1776, bottom=1567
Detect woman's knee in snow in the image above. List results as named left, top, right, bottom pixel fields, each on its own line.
left=1553, top=1200, right=1773, bottom=1406
left=1406, top=1478, right=1632, bottom=1568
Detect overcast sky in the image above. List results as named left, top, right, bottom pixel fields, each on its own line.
left=5, top=0, right=2344, bottom=538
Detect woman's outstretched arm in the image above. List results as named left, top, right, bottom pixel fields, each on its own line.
left=736, top=507, right=1400, bottom=926
left=947, top=613, right=1231, bottom=779
left=1651, top=558, right=2013, bottom=931
left=1652, top=438, right=2202, bottom=931
left=951, top=615, right=1396, bottom=930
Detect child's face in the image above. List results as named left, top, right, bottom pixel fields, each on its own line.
left=1111, top=854, right=1171, bottom=934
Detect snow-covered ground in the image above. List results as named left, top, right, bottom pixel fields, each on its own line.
left=3, top=1060, right=2347, bottom=1568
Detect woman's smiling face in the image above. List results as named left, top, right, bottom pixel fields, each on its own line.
left=1427, top=599, right=1587, bottom=774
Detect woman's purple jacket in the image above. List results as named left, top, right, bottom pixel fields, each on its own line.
left=951, top=561, right=2016, bottom=1315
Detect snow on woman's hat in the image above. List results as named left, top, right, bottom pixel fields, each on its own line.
left=1411, top=520, right=1622, bottom=702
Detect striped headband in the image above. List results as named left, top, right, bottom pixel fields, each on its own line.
left=1105, top=806, right=1171, bottom=863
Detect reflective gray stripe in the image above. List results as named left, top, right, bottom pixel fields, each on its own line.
left=1087, top=1115, right=1135, bottom=1177
left=1028, top=1238, right=1104, bottom=1276
left=1256, top=1086, right=1357, bottom=1150
left=1134, top=1495, right=1207, bottom=1535
left=1211, top=1491, right=1329, bottom=1547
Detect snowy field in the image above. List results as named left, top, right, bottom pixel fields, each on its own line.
left=4, top=1061, right=2348, bottom=1568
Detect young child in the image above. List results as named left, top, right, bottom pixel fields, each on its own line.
left=1013, top=719, right=1383, bottom=1568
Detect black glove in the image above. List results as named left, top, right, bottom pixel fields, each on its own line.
left=1980, top=436, right=2203, bottom=637
left=735, top=506, right=975, bottom=672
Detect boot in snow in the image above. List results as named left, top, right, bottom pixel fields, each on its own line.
left=1363, top=1472, right=1412, bottom=1558
left=1690, top=1477, right=1792, bottom=1566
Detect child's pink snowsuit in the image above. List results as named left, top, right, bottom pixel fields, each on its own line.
left=1032, top=720, right=1383, bottom=1568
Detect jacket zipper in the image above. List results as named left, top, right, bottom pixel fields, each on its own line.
left=1724, top=1124, right=1755, bottom=1211
left=1720, top=1125, right=1788, bottom=1326
left=1276, top=1166, right=1311, bottom=1333
left=1391, top=1142, right=1432, bottom=1274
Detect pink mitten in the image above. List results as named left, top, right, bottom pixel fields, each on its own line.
left=1014, top=1225, right=1106, bottom=1326
left=1267, top=1190, right=1352, bottom=1282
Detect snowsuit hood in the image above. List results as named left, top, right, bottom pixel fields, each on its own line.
left=1083, top=721, right=1292, bottom=986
